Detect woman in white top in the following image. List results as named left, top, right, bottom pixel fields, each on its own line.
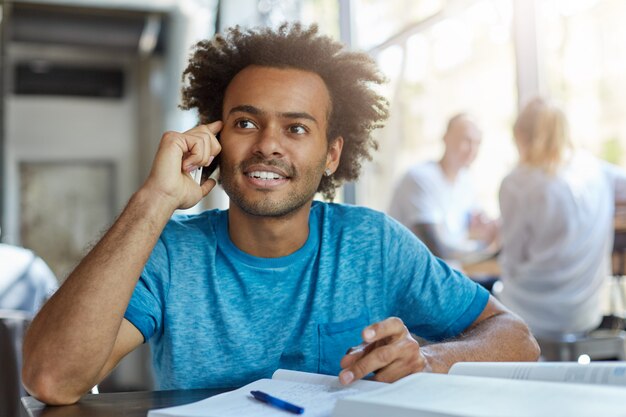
left=497, top=97, right=626, bottom=338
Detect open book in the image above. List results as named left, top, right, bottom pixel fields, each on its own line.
left=449, top=361, right=626, bottom=386
left=334, top=362, right=626, bottom=417
left=149, top=363, right=626, bottom=417
left=147, top=369, right=385, bottom=417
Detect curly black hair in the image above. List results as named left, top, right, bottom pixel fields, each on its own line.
left=180, top=22, right=389, bottom=200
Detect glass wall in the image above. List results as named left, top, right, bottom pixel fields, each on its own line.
left=537, top=0, right=626, bottom=164
left=353, top=0, right=626, bottom=216
left=354, top=0, right=517, bottom=215
left=220, top=0, right=626, bottom=211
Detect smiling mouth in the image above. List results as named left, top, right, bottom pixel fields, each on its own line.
left=246, top=171, right=287, bottom=180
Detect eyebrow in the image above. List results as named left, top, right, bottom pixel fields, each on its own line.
left=228, top=104, right=318, bottom=125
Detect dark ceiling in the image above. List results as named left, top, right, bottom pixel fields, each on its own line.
left=8, top=2, right=166, bottom=55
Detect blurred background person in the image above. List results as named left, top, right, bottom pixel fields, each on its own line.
left=1, top=227, right=57, bottom=417
left=0, top=227, right=57, bottom=314
left=388, top=114, right=499, bottom=272
left=496, top=97, right=626, bottom=339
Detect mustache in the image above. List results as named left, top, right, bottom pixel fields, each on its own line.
left=238, top=156, right=296, bottom=177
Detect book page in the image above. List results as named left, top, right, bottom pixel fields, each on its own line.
left=148, top=372, right=385, bottom=417
left=272, top=369, right=385, bottom=392
left=332, top=373, right=626, bottom=417
left=449, top=361, right=626, bottom=386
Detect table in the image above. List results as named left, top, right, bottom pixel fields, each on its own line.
left=462, top=258, right=500, bottom=278
left=21, top=388, right=231, bottom=417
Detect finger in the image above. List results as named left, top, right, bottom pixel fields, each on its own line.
left=184, top=126, right=221, bottom=164
left=370, top=353, right=427, bottom=383
left=187, top=121, right=222, bottom=149
left=370, top=362, right=407, bottom=384
left=182, top=142, right=205, bottom=172
left=195, top=120, right=223, bottom=136
left=340, top=342, right=376, bottom=369
left=362, top=317, right=407, bottom=344
left=347, top=342, right=370, bottom=354
left=182, top=131, right=218, bottom=172
left=339, top=343, right=401, bottom=385
left=340, top=348, right=366, bottom=370
left=201, top=121, right=223, bottom=157
left=200, top=178, right=217, bottom=195
left=371, top=340, right=427, bottom=383
left=190, top=132, right=212, bottom=168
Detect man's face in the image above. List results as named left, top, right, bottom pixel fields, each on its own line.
left=444, top=118, right=482, bottom=168
left=218, top=65, right=339, bottom=217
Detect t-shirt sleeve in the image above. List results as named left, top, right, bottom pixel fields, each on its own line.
left=124, top=236, right=170, bottom=343
left=384, top=217, right=489, bottom=341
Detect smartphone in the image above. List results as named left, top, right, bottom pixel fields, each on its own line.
left=192, top=132, right=221, bottom=185
left=199, top=153, right=220, bottom=184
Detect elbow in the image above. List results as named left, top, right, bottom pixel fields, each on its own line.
left=22, top=364, right=83, bottom=405
left=514, top=317, right=541, bottom=361
left=528, top=333, right=542, bottom=362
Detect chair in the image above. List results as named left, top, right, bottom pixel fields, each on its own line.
left=537, top=329, right=626, bottom=361
left=0, top=310, right=32, bottom=417
left=606, top=203, right=626, bottom=329
left=97, top=341, right=154, bottom=393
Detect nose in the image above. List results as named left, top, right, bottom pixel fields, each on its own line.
left=252, top=125, right=284, bottom=159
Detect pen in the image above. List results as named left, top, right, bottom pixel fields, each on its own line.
left=250, top=390, right=305, bottom=414
left=347, top=342, right=370, bottom=355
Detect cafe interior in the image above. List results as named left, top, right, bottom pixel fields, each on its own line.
left=1, top=1, right=626, bottom=416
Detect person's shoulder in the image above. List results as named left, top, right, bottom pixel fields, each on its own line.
left=313, top=201, right=406, bottom=235
left=571, top=150, right=608, bottom=174
left=499, top=166, right=543, bottom=204
left=501, top=164, right=541, bottom=188
left=0, top=243, right=33, bottom=266
left=313, top=201, right=386, bottom=221
left=170, top=208, right=223, bottom=223
left=164, top=209, right=225, bottom=235
left=394, top=161, right=439, bottom=194
left=406, top=160, right=438, bottom=179
left=0, top=243, right=31, bottom=257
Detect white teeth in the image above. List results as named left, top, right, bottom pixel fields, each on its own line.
left=247, top=171, right=284, bottom=180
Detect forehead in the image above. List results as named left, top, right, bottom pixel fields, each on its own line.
left=222, top=65, right=331, bottom=122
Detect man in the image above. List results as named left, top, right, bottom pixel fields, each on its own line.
left=22, top=24, right=538, bottom=405
left=389, top=114, right=499, bottom=267
left=0, top=230, right=57, bottom=314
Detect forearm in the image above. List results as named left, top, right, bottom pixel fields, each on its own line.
left=22, top=187, right=176, bottom=402
left=421, top=312, right=540, bottom=373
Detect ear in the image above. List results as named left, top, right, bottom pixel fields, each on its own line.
left=325, top=136, right=344, bottom=174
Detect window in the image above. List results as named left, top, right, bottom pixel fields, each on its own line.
left=537, top=0, right=626, bottom=165
left=354, top=0, right=516, bottom=215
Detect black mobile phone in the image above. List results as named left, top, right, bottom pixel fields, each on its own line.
left=200, top=154, right=220, bottom=184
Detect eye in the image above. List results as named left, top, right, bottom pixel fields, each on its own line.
left=288, top=124, right=309, bottom=135
left=235, top=119, right=257, bottom=129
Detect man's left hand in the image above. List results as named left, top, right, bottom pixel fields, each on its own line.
left=338, top=317, right=430, bottom=385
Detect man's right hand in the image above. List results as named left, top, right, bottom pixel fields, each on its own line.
left=143, top=121, right=223, bottom=210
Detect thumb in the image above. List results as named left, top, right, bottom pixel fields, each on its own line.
left=200, top=178, right=217, bottom=196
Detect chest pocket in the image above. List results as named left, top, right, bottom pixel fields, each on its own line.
left=318, top=312, right=369, bottom=375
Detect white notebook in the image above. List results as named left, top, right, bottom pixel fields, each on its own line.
left=147, top=369, right=384, bottom=417
left=148, top=364, right=626, bottom=417
left=333, top=371, right=626, bottom=417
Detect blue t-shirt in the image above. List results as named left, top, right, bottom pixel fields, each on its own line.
left=124, top=201, right=488, bottom=390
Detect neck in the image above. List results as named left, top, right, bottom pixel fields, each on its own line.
left=227, top=200, right=313, bottom=258
left=438, top=154, right=463, bottom=182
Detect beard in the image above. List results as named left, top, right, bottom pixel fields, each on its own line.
left=219, top=155, right=326, bottom=218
